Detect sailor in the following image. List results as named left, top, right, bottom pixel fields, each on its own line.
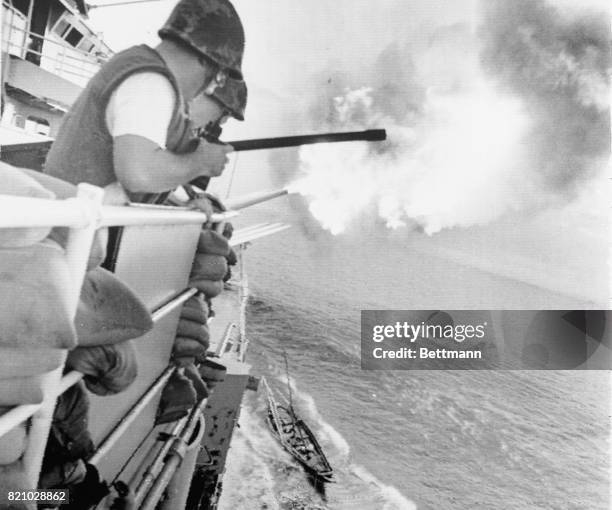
left=42, top=0, right=248, bottom=362
left=44, top=0, right=245, bottom=197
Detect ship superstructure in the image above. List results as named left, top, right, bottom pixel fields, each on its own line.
left=1, top=0, right=111, bottom=169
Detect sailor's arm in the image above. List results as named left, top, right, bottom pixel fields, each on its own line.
left=107, top=72, right=232, bottom=194
left=113, top=134, right=233, bottom=193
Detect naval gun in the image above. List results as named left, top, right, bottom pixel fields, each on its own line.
left=188, top=127, right=387, bottom=191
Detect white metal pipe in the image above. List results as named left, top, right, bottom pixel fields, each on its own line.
left=232, top=223, right=272, bottom=235
left=231, top=222, right=286, bottom=238
left=230, top=224, right=290, bottom=246
left=57, top=371, right=84, bottom=394
left=0, top=404, right=41, bottom=438
left=139, top=448, right=184, bottom=510
left=99, top=205, right=236, bottom=227
left=0, top=195, right=93, bottom=228
left=151, top=288, right=198, bottom=323
left=88, top=0, right=162, bottom=8
left=133, top=415, right=190, bottom=507
left=158, top=413, right=206, bottom=510
left=89, top=366, right=176, bottom=466
left=224, top=188, right=289, bottom=210
left=64, top=185, right=106, bottom=309
left=0, top=371, right=84, bottom=439
left=0, top=197, right=237, bottom=229
left=23, top=368, right=65, bottom=483
left=0, top=187, right=294, bottom=231
left=139, top=403, right=206, bottom=510
left=230, top=225, right=285, bottom=241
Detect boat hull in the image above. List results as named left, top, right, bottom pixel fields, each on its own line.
left=263, top=379, right=334, bottom=484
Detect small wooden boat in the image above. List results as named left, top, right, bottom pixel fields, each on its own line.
left=261, top=376, right=334, bottom=483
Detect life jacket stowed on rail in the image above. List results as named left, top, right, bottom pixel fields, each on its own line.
left=0, top=164, right=79, bottom=508
left=75, top=267, right=153, bottom=347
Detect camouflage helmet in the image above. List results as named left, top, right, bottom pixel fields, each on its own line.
left=159, top=0, right=245, bottom=80
left=212, top=78, right=247, bottom=121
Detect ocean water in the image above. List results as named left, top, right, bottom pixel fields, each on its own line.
left=218, top=201, right=610, bottom=510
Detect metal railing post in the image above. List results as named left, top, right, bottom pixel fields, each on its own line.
left=22, top=184, right=104, bottom=487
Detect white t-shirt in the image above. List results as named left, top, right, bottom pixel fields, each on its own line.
left=105, top=72, right=176, bottom=149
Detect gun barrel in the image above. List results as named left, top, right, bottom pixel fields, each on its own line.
left=189, top=128, right=386, bottom=191
left=228, top=129, right=386, bottom=152
left=224, top=188, right=289, bottom=210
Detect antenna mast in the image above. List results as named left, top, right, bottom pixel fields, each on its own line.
left=87, top=0, right=163, bottom=10
left=283, top=351, right=294, bottom=415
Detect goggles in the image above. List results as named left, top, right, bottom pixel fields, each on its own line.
left=199, top=56, right=228, bottom=94
left=212, top=69, right=228, bottom=90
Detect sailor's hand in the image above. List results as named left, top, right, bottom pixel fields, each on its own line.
left=185, top=191, right=225, bottom=223
left=194, top=140, right=234, bottom=178
left=102, top=182, right=130, bottom=205
left=186, top=192, right=215, bottom=218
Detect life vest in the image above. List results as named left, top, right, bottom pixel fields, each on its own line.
left=44, top=44, right=192, bottom=188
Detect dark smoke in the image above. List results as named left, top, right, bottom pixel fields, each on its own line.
left=479, top=0, right=611, bottom=192
left=313, top=45, right=424, bottom=124
left=303, top=42, right=428, bottom=163
left=351, top=42, right=424, bottom=125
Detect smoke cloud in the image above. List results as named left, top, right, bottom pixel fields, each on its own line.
left=479, top=0, right=610, bottom=190
left=288, top=1, right=610, bottom=235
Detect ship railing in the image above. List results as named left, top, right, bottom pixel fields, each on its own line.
left=2, top=0, right=28, bottom=59
left=237, top=246, right=249, bottom=361
left=1, top=6, right=110, bottom=85
left=215, top=323, right=238, bottom=357
left=227, top=221, right=290, bottom=362
left=0, top=186, right=231, bottom=491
